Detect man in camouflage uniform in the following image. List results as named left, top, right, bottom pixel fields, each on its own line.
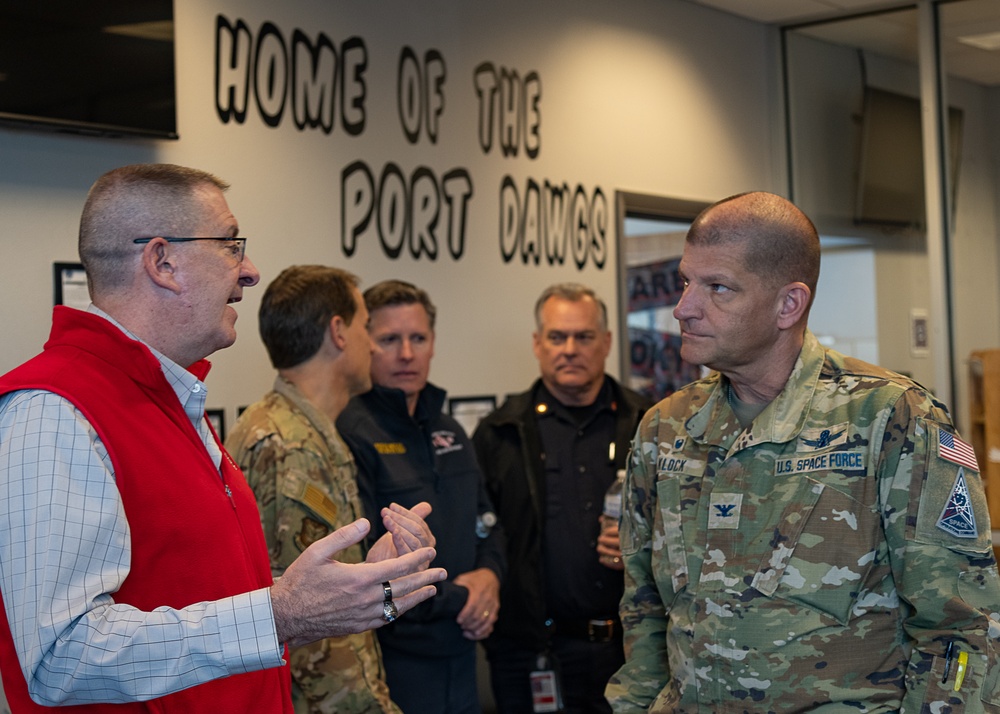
left=227, top=265, right=435, bottom=713
left=607, top=192, right=1000, bottom=712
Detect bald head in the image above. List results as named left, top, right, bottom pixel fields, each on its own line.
left=79, top=163, right=230, bottom=298
left=688, top=192, right=820, bottom=304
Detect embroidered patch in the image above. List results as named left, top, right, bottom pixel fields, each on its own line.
left=672, top=437, right=686, bottom=451
left=708, top=492, right=743, bottom=530
left=656, top=454, right=691, bottom=474
left=375, top=442, right=406, bottom=454
left=431, top=430, right=463, bottom=455
left=937, top=468, right=978, bottom=538
left=774, top=450, right=865, bottom=476
left=295, top=517, right=331, bottom=550
left=938, top=430, right=979, bottom=471
left=798, top=424, right=848, bottom=450
left=299, top=483, right=339, bottom=525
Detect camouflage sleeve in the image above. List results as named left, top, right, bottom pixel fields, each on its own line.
left=878, top=390, right=1000, bottom=712
left=288, top=637, right=401, bottom=714
left=230, top=424, right=401, bottom=714
left=233, top=429, right=360, bottom=573
left=226, top=420, right=282, bottom=576
left=606, top=414, right=672, bottom=711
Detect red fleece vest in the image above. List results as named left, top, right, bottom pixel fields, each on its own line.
left=0, top=307, right=292, bottom=713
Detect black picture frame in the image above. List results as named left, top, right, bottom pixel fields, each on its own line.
left=53, top=262, right=89, bottom=309
left=448, top=395, right=497, bottom=437
left=206, top=408, right=226, bottom=442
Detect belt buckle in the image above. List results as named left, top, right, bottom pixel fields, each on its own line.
left=587, top=618, right=615, bottom=643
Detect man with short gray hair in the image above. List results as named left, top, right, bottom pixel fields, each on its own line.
left=0, top=165, right=444, bottom=712
left=473, top=282, right=651, bottom=713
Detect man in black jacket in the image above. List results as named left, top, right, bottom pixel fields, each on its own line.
left=338, top=280, right=505, bottom=714
left=472, top=283, right=652, bottom=714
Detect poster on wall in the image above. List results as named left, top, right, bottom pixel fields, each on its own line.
left=626, top=257, right=699, bottom=401
left=628, top=327, right=701, bottom=401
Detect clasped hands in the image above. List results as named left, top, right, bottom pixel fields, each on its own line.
left=272, top=502, right=444, bottom=648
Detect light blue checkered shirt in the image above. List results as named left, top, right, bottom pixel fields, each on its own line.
left=0, top=306, right=283, bottom=705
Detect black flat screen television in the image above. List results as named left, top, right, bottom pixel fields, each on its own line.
left=855, top=86, right=962, bottom=229
left=0, top=1, right=177, bottom=139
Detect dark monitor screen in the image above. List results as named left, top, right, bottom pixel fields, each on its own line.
left=0, top=1, right=177, bottom=139
left=855, top=86, right=962, bottom=228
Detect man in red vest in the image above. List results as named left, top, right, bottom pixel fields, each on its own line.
left=0, top=163, right=445, bottom=712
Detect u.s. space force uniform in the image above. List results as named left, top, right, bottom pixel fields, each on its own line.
left=608, top=330, right=1000, bottom=713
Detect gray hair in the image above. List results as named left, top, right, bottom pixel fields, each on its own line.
left=79, top=163, right=230, bottom=296
left=534, top=283, right=608, bottom=332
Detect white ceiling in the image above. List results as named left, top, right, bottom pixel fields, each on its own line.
left=686, top=0, right=1000, bottom=86
left=691, top=0, right=898, bottom=24
left=689, top=0, right=907, bottom=24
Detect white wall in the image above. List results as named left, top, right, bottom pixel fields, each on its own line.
left=0, top=0, right=780, bottom=429
left=786, top=29, right=1000, bottom=430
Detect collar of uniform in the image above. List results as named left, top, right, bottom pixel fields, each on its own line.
left=686, top=330, right=824, bottom=449
left=272, top=375, right=344, bottom=451
left=533, top=378, right=615, bottom=423
left=757, top=329, right=825, bottom=445
left=684, top=371, right=735, bottom=447
left=364, top=381, right=448, bottom=423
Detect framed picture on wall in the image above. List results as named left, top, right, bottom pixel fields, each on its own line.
left=910, top=309, right=929, bottom=357
left=53, top=262, right=90, bottom=310
left=206, top=408, right=226, bottom=442
left=448, top=395, right=497, bottom=437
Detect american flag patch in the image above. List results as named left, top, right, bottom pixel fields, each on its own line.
left=938, top=430, right=979, bottom=471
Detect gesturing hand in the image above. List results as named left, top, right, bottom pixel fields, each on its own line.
left=271, top=518, right=446, bottom=648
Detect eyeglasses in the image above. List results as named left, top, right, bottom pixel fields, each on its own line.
left=132, top=236, right=247, bottom=262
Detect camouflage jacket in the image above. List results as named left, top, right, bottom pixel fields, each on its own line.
left=608, top=331, right=1000, bottom=713
left=226, top=377, right=401, bottom=714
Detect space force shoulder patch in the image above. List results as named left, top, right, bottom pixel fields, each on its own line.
left=936, top=468, right=978, bottom=538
